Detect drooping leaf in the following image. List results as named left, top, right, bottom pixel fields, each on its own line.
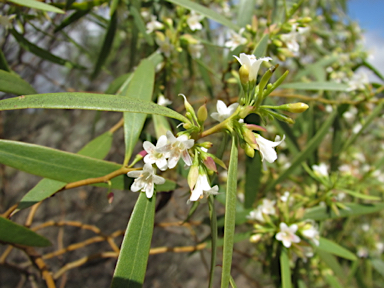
left=122, top=59, right=155, bottom=164
left=317, top=237, right=357, bottom=261
left=0, top=217, right=51, bottom=247
left=304, top=202, right=384, bottom=221
left=92, top=11, right=118, bottom=79
left=0, top=93, right=188, bottom=122
left=10, top=29, right=86, bottom=69
left=221, top=137, right=238, bottom=288
left=280, top=82, right=349, bottom=91
left=165, top=0, right=239, bottom=31
left=110, top=193, right=156, bottom=287
left=54, top=9, right=91, bottom=33
left=8, top=0, right=64, bottom=13
left=280, top=248, right=292, bottom=288
left=0, top=70, right=36, bottom=95
left=130, top=6, right=154, bottom=46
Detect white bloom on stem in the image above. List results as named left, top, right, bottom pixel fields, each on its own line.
left=187, top=11, right=204, bottom=31
left=280, top=24, right=308, bottom=55
left=280, top=191, right=290, bottom=202
left=234, top=53, right=272, bottom=82
left=156, top=37, right=174, bottom=57
left=275, top=222, right=301, bottom=248
left=157, top=95, right=172, bottom=106
left=259, top=199, right=276, bottom=215
left=347, top=71, right=369, bottom=91
left=146, top=15, right=164, bottom=33
left=247, top=206, right=264, bottom=222
left=190, top=174, right=218, bottom=201
left=301, top=221, right=320, bottom=246
left=225, top=29, right=247, bottom=50
left=158, top=131, right=194, bottom=169
left=254, top=134, right=285, bottom=163
left=143, top=135, right=168, bottom=171
left=312, top=163, right=328, bottom=177
left=127, top=164, right=165, bottom=198
left=211, top=100, right=239, bottom=122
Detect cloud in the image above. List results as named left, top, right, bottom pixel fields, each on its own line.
left=360, top=30, right=384, bottom=83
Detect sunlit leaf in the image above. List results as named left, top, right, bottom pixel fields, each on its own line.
left=280, top=248, right=292, bottom=288
left=0, top=93, right=188, bottom=122
left=253, top=33, right=269, bottom=58
left=237, top=0, right=254, bottom=28
left=317, top=237, right=357, bottom=261
left=8, top=0, right=64, bottom=13
left=280, top=82, right=349, bottom=91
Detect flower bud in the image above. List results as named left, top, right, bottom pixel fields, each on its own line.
left=239, top=65, right=250, bottom=85
left=199, top=142, right=213, bottom=149
left=245, top=124, right=266, bottom=132
left=286, top=103, right=309, bottom=113
left=183, top=122, right=193, bottom=129
left=107, top=192, right=114, bottom=204
left=203, top=156, right=217, bottom=172
left=242, top=126, right=257, bottom=149
left=244, top=143, right=255, bottom=158
left=179, top=94, right=196, bottom=117
left=197, top=104, right=208, bottom=124
left=250, top=234, right=262, bottom=243
left=188, top=164, right=199, bottom=190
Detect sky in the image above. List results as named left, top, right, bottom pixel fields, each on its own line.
left=348, top=0, right=384, bottom=82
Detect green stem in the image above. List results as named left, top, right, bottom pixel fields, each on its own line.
left=208, top=195, right=218, bottom=288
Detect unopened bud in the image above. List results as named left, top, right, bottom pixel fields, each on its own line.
left=188, top=165, right=199, bottom=190
left=107, top=192, right=114, bottom=204
left=197, top=104, right=208, bottom=124
left=242, top=127, right=257, bottom=149
left=286, top=102, right=309, bottom=113
left=179, top=94, right=196, bottom=116
left=204, top=156, right=217, bottom=172
left=199, top=142, right=213, bottom=149
left=245, top=124, right=266, bottom=132
left=301, top=17, right=312, bottom=23
left=183, top=122, right=193, bottom=129
left=250, top=234, right=262, bottom=243
left=239, top=65, right=249, bottom=84
left=272, top=39, right=283, bottom=47
left=244, top=143, right=255, bottom=158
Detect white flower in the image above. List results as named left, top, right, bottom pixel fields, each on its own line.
left=187, top=11, right=204, bottom=31
left=347, top=71, right=369, bottom=91
left=234, top=53, right=272, bottom=82
left=352, top=123, right=362, bottom=134
left=247, top=206, right=264, bottom=222
left=158, top=131, right=194, bottom=169
left=225, top=29, right=247, bottom=50
left=357, top=247, right=369, bottom=258
left=156, top=37, right=174, bottom=58
left=190, top=174, right=218, bottom=201
left=211, top=100, right=239, bottom=122
left=254, top=134, right=285, bottom=163
left=276, top=223, right=301, bottom=248
left=312, top=163, right=328, bottom=177
left=143, top=135, right=168, bottom=171
left=127, top=164, right=165, bottom=198
left=301, top=222, right=320, bottom=246
left=259, top=199, right=276, bottom=215
left=189, top=43, right=204, bottom=58
left=157, top=95, right=172, bottom=106
left=280, top=191, right=290, bottom=202
left=146, top=15, right=164, bottom=33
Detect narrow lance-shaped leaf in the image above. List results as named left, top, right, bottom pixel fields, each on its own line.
left=0, top=70, right=36, bottom=95
left=0, top=217, right=51, bottom=247
left=253, top=33, right=270, bottom=58
left=54, top=9, right=91, bottom=33
left=122, top=59, right=155, bottom=165
left=237, top=0, right=254, bottom=28
left=316, top=237, right=357, bottom=261
left=221, top=136, right=238, bottom=288
left=165, top=0, right=239, bottom=31
left=10, top=29, right=86, bottom=70
left=8, top=0, right=65, bottom=13
left=111, top=192, right=156, bottom=287
left=92, top=11, right=118, bottom=79
left=280, top=82, right=349, bottom=91
left=17, top=131, right=114, bottom=210
left=280, top=248, right=292, bottom=288
left=0, top=93, right=189, bottom=122
left=130, top=6, right=154, bottom=46
left=244, top=153, right=261, bottom=209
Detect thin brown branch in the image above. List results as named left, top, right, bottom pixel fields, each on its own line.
left=2, top=204, right=18, bottom=218
left=32, top=220, right=101, bottom=235
left=109, top=117, right=124, bottom=133
left=0, top=245, right=13, bottom=263
left=149, top=243, right=207, bottom=255
left=25, top=202, right=42, bottom=228
left=24, top=247, right=56, bottom=288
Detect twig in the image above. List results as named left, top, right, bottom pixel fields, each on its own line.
left=25, top=202, right=42, bottom=228
left=2, top=204, right=18, bottom=218
left=109, top=117, right=125, bottom=133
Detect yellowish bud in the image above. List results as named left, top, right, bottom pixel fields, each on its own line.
left=197, top=104, right=208, bottom=124
left=244, top=143, right=255, bottom=158
left=286, top=102, right=309, bottom=113
left=239, top=65, right=249, bottom=84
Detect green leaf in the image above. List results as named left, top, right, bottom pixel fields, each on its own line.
left=0, top=217, right=51, bottom=247
left=253, top=33, right=270, bottom=58
left=324, top=274, right=344, bottom=288
left=53, top=0, right=108, bottom=11
left=130, top=6, right=154, bottom=46
left=317, top=237, right=357, bottom=261
left=8, top=0, right=65, bottom=13
left=111, top=192, right=156, bottom=287
left=337, top=189, right=380, bottom=201
left=362, top=60, right=384, bottom=82
left=10, top=29, right=86, bottom=69
left=208, top=196, right=218, bottom=288
left=122, top=59, right=155, bottom=164
left=237, top=0, right=253, bottom=27
left=229, top=275, right=238, bottom=288
left=92, top=11, right=118, bottom=79
left=0, top=93, right=188, bottom=123
left=221, top=137, right=238, bottom=288
left=165, top=0, right=239, bottom=31
left=280, top=82, right=349, bottom=91
left=244, top=153, right=261, bottom=209
left=265, top=109, right=337, bottom=192
left=0, top=49, right=11, bottom=72
left=54, top=9, right=91, bottom=33
left=317, top=250, right=345, bottom=280
left=371, top=259, right=384, bottom=278
left=0, top=70, right=36, bottom=95
left=105, top=73, right=132, bottom=95
left=280, top=248, right=292, bottom=288
left=304, top=202, right=384, bottom=221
